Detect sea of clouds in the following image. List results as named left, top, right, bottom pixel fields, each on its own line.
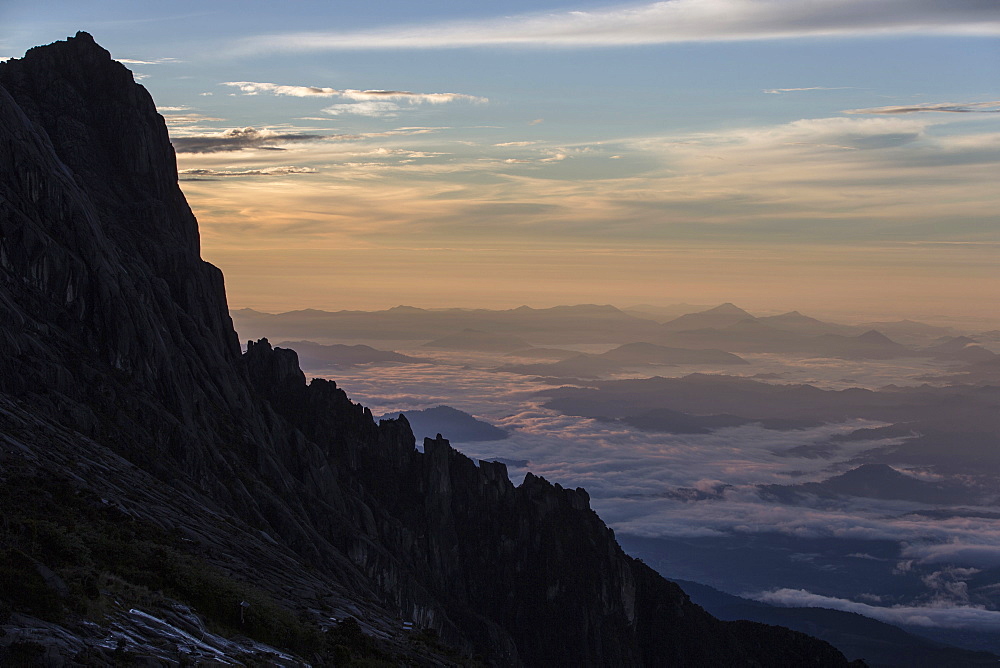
left=315, top=349, right=1000, bottom=630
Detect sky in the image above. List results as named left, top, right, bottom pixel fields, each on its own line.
left=3, top=1, right=999, bottom=322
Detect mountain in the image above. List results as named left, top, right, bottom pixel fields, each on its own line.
left=496, top=354, right=626, bottom=378
left=921, top=336, right=997, bottom=364
left=422, top=328, right=532, bottom=352
left=761, top=464, right=976, bottom=505
left=230, top=302, right=665, bottom=345
left=597, top=341, right=748, bottom=365
left=0, top=33, right=859, bottom=665
left=540, top=374, right=1000, bottom=440
left=660, top=318, right=808, bottom=352
left=811, top=330, right=913, bottom=360
left=756, top=311, right=856, bottom=336
left=622, top=303, right=715, bottom=322
left=658, top=320, right=915, bottom=359
left=380, top=405, right=509, bottom=443
left=661, top=302, right=756, bottom=331
left=857, top=319, right=954, bottom=343
left=276, top=340, right=428, bottom=368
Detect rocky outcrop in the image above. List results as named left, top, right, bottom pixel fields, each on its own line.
left=0, top=33, right=859, bottom=665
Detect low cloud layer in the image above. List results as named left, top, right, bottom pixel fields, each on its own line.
left=233, top=0, right=1000, bottom=53
left=317, top=355, right=1000, bottom=549
left=285, top=349, right=1000, bottom=633
left=755, top=587, right=1000, bottom=631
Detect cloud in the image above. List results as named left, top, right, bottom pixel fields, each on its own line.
left=222, top=82, right=485, bottom=105
left=171, top=127, right=331, bottom=153
left=118, top=57, right=179, bottom=65
left=161, top=113, right=226, bottom=126
left=232, top=0, right=1000, bottom=53
left=764, top=87, right=854, bottom=94
left=845, top=101, right=1000, bottom=114
left=322, top=101, right=402, bottom=118
left=902, top=543, right=1000, bottom=569
left=754, top=588, right=1000, bottom=631
left=0, top=57, right=12, bottom=62
left=287, top=359, right=1000, bottom=582
left=495, top=141, right=538, bottom=147
left=179, top=166, right=317, bottom=178
left=339, top=89, right=487, bottom=104
left=157, top=106, right=192, bottom=112
left=222, top=81, right=341, bottom=97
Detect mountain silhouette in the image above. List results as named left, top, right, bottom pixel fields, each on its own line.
left=0, top=32, right=860, bottom=666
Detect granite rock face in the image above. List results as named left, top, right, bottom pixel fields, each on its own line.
left=0, top=33, right=859, bottom=666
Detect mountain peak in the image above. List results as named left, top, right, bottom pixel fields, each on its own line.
left=1, top=31, right=198, bottom=256
left=857, top=329, right=894, bottom=344
left=706, top=302, right=751, bottom=315
left=11, top=31, right=130, bottom=94
left=769, top=310, right=809, bottom=320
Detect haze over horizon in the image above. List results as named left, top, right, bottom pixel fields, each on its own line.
left=4, top=1, right=997, bottom=322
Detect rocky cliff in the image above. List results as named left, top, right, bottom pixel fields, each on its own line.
left=0, top=32, right=859, bottom=666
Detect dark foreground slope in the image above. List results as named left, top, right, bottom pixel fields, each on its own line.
left=0, top=33, right=858, bottom=666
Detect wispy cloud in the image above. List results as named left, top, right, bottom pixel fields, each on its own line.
left=340, top=89, right=487, bottom=104
left=845, top=101, right=1000, bottom=114
left=495, top=141, right=539, bottom=147
left=222, top=81, right=341, bottom=97
left=764, top=87, right=854, bottom=94
left=171, top=127, right=332, bottom=153
left=223, top=82, right=485, bottom=118
left=323, top=101, right=402, bottom=118
left=179, top=166, right=317, bottom=178
left=232, top=0, right=1000, bottom=53
left=162, top=113, right=226, bottom=126
left=118, top=57, right=179, bottom=65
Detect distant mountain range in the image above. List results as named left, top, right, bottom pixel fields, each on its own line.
left=233, top=302, right=986, bottom=363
